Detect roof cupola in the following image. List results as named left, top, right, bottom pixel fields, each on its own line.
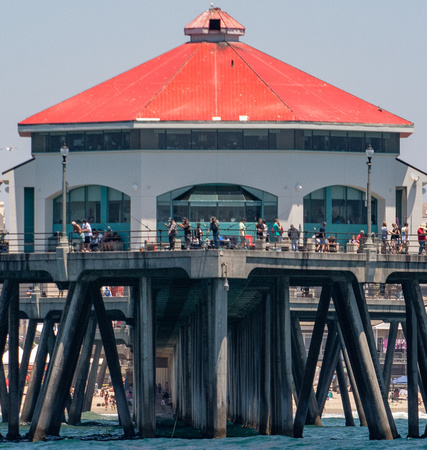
left=184, top=6, right=245, bottom=42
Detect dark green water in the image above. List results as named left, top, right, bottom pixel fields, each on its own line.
left=0, top=412, right=425, bottom=449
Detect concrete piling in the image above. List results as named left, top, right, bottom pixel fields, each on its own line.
left=294, top=283, right=331, bottom=438
left=92, top=283, right=134, bottom=438
left=83, top=342, right=102, bottom=412
left=20, top=319, right=54, bottom=423
left=7, top=280, right=20, bottom=439
left=336, top=352, right=355, bottom=426
left=382, top=321, right=398, bottom=394
left=336, top=323, right=367, bottom=427
left=332, top=282, right=393, bottom=440
left=68, top=315, right=97, bottom=424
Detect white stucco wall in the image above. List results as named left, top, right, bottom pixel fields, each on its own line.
left=4, top=147, right=426, bottom=247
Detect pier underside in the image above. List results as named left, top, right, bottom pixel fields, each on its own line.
left=0, top=250, right=426, bottom=441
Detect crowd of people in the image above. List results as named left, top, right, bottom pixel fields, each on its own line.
left=164, top=216, right=305, bottom=251
left=71, top=219, right=122, bottom=252
left=71, top=217, right=427, bottom=255
left=93, top=386, right=117, bottom=411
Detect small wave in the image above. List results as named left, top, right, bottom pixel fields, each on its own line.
left=392, top=411, right=427, bottom=420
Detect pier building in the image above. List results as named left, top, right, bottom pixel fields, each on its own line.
left=3, top=6, right=427, bottom=249
left=0, top=5, right=426, bottom=444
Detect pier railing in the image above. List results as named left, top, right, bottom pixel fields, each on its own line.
left=0, top=229, right=425, bottom=255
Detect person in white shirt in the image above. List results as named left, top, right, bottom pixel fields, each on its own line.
left=81, top=219, right=92, bottom=252
left=239, top=218, right=246, bottom=250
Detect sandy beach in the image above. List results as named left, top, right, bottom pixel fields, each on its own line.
left=89, top=390, right=420, bottom=417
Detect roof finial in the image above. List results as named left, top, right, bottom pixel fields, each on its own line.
left=210, top=2, right=214, bottom=8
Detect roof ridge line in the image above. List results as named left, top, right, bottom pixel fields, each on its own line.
left=229, top=43, right=295, bottom=116
left=136, top=42, right=204, bottom=118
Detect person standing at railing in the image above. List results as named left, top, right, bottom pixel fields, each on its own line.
left=417, top=224, right=427, bottom=255
left=166, top=218, right=177, bottom=250
left=239, top=218, right=246, bottom=250
left=256, top=218, right=264, bottom=241
left=401, top=222, right=409, bottom=254
left=287, top=224, right=300, bottom=252
left=272, top=218, right=282, bottom=248
left=194, top=222, right=203, bottom=246
left=209, top=216, right=220, bottom=249
left=381, top=222, right=390, bottom=254
left=81, top=219, right=92, bottom=252
left=178, top=217, right=192, bottom=250
left=71, top=221, right=85, bottom=252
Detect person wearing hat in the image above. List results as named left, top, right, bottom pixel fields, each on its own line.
left=166, top=218, right=177, bottom=250
left=417, top=223, right=427, bottom=255
left=356, top=230, right=366, bottom=246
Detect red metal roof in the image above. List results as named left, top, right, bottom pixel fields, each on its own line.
left=19, top=19, right=412, bottom=129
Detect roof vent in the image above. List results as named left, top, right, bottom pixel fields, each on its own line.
left=184, top=7, right=245, bottom=43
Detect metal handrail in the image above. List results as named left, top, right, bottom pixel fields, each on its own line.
left=0, top=229, right=426, bottom=255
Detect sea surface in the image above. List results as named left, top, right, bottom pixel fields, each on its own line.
left=0, top=412, right=426, bottom=449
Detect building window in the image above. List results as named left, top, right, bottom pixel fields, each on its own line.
left=304, top=186, right=377, bottom=227
left=53, top=186, right=129, bottom=225
left=304, top=189, right=326, bottom=224
left=32, top=129, right=401, bottom=153
left=157, top=184, right=277, bottom=225
left=108, top=189, right=130, bottom=223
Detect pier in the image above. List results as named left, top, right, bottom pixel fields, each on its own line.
left=0, top=248, right=426, bottom=441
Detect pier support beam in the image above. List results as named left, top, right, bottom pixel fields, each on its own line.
left=203, top=278, right=228, bottom=438
left=83, top=342, right=102, bottom=412
left=294, top=283, right=331, bottom=438
left=134, top=277, right=155, bottom=437
left=332, top=281, right=393, bottom=440
left=291, top=317, right=321, bottom=426
left=92, top=284, right=134, bottom=438
left=336, top=352, right=355, bottom=426
left=404, top=287, right=419, bottom=438
left=352, top=282, right=398, bottom=438
left=259, top=292, right=272, bottom=435
left=31, top=281, right=90, bottom=441
left=7, top=280, right=20, bottom=439
left=21, top=320, right=54, bottom=423
left=270, top=277, right=293, bottom=436
left=0, top=279, right=16, bottom=423
left=336, top=323, right=367, bottom=427
left=68, top=315, right=97, bottom=425
left=382, top=321, right=398, bottom=394
left=18, top=319, right=37, bottom=408
left=316, top=321, right=340, bottom=416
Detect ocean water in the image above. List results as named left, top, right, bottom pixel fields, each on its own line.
left=0, top=412, right=426, bottom=449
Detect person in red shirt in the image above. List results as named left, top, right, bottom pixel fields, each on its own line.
left=417, top=224, right=426, bottom=255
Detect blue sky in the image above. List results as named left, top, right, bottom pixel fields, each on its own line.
left=1, top=1, right=426, bottom=207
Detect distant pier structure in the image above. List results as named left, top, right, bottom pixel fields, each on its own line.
left=0, top=248, right=426, bottom=441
